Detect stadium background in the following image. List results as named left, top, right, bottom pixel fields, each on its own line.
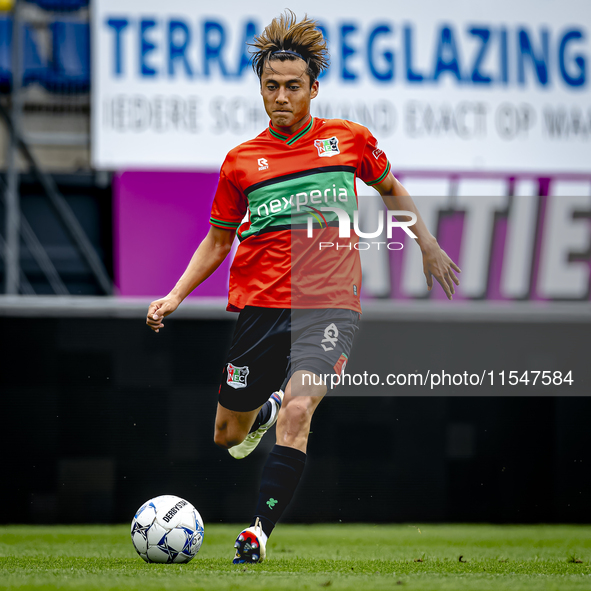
left=1, top=0, right=590, bottom=528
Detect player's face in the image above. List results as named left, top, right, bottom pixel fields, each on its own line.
left=260, top=59, right=319, bottom=134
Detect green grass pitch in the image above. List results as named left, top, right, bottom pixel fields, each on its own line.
left=1, top=524, right=591, bottom=590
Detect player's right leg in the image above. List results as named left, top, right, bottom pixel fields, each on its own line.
left=213, top=403, right=261, bottom=449
left=227, top=390, right=284, bottom=459
left=213, top=306, right=290, bottom=451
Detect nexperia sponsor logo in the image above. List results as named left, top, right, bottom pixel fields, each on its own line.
left=162, top=500, right=188, bottom=523
left=256, top=184, right=350, bottom=218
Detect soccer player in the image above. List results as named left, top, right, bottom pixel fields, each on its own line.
left=146, top=10, right=460, bottom=563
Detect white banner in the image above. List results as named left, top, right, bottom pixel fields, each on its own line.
left=92, top=0, right=591, bottom=172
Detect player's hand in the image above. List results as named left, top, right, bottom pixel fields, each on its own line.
left=146, top=295, right=181, bottom=333
left=422, top=244, right=461, bottom=300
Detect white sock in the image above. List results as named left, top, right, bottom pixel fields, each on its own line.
left=264, top=390, right=283, bottom=428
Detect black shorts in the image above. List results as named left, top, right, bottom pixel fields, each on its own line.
left=218, top=307, right=360, bottom=412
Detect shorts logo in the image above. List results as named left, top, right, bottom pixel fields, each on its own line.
left=314, top=137, right=340, bottom=157
left=226, top=363, right=249, bottom=389
left=258, top=158, right=268, bottom=171
left=321, top=322, right=339, bottom=351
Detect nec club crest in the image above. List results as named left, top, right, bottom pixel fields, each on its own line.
left=226, top=363, right=249, bottom=389
left=314, top=136, right=340, bottom=157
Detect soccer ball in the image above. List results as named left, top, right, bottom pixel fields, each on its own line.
left=130, top=495, right=204, bottom=563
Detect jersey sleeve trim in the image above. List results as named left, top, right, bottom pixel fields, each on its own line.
left=210, top=217, right=241, bottom=229
left=366, top=161, right=391, bottom=186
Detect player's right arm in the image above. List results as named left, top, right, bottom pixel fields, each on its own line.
left=146, top=226, right=235, bottom=332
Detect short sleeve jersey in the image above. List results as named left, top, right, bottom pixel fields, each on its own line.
left=210, top=116, right=391, bottom=313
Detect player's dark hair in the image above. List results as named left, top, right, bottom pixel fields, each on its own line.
left=250, top=10, right=329, bottom=87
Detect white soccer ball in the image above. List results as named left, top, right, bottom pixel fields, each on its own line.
left=130, top=495, right=204, bottom=563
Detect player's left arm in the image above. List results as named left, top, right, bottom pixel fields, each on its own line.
left=374, top=172, right=461, bottom=300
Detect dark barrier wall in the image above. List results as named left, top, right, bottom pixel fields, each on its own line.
left=0, top=173, right=113, bottom=295
left=2, top=315, right=590, bottom=525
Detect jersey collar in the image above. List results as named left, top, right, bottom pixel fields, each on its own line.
left=268, top=115, right=314, bottom=146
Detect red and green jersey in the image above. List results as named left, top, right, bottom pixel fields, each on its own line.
left=210, top=116, right=391, bottom=313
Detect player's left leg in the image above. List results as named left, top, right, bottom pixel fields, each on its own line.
left=233, top=309, right=360, bottom=563
left=232, top=372, right=325, bottom=564
left=275, top=371, right=325, bottom=451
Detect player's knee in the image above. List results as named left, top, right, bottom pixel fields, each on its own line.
left=281, top=400, right=313, bottom=430
left=213, top=430, right=229, bottom=449
left=213, top=430, right=242, bottom=449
